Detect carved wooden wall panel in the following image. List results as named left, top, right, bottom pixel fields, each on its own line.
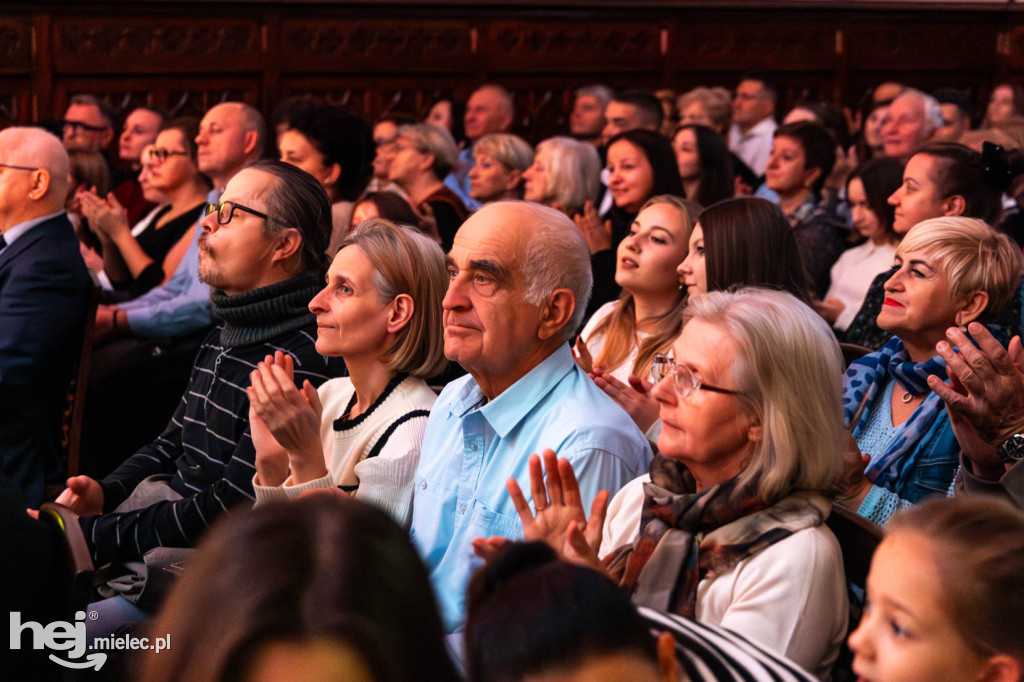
left=482, top=21, right=662, bottom=72
left=845, top=19, right=997, bottom=72
left=279, top=20, right=472, bottom=73
left=51, top=18, right=263, bottom=75
left=0, top=19, right=32, bottom=75
left=671, top=17, right=839, bottom=72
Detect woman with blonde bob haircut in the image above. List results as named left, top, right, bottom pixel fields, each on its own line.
left=248, top=219, right=448, bottom=527
left=492, top=288, right=849, bottom=678
left=840, top=217, right=1024, bottom=525
left=522, top=136, right=601, bottom=217
left=469, top=132, right=534, bottom=203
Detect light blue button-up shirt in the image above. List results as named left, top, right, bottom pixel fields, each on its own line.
left=410, top=343, right=653, bottom=631
left=118, top=188, right=218, bottom=337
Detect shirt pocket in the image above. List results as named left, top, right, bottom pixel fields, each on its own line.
left=468, top=499, right=522, bottom=540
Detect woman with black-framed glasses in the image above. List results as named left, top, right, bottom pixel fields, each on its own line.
left=78, top=116, right=210, bottom=300
left=481, top=288, right=849, bottom=678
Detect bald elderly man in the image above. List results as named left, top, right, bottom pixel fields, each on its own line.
left=0, top=127, right=92, bottom=506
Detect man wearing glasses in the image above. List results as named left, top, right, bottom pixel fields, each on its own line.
left=0, top=127, right=92, bottom=507
left=61, top=93, right=116, bottom=154
left=53, top=161, right=343, bottom=617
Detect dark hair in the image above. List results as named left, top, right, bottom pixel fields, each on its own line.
left=773, top=121, right=836, bottom=194
left=613, top=90, right=665, bottom=131
left=141, top=495, right=459, bottom=682
left=933, top=87, right=974, bottom=123
left=464, top=542, right=658, bottom=682
left=787, top=101, right=851, bottom=149
left=674, top=123, right=734, bottom=207
left=701, top=197, right=811, bottom=302
left=739, top=71, right=779, bottom=103
left=287, top=103, right=375, bottom=202
left=607, top=128, right=684, bottom=198
left=159, top=116, right=201, bottom=163
left=889, top=496, right=1024, bottom=664
left=270, top=94, right=324, bottom=132
left=354, top=191, right=423, bottom=230
left=128, top=105, right=168, bottom=126
left=916, top=141, right=1004, bottom=224
left=425, top=94, right=466, bottom=145
left=846, top=157, right=904, bottom=238
left=68, top=93, right=115, bottom=128
left=248, top=159, right=331, bottom=276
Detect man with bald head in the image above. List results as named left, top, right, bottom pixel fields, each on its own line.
left=0, top=127, right=92, bottom=506
left=409, top=201, right=652, bottom=632
left=444, top=84, right=515, bottom=211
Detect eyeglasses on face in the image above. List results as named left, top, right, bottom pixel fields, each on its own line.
left=0, top=162, right=39, bottom=173
left=148, top=148, right=189, bottom=163
left=650, top=353, right=743, bottom=400
left=62, top=120, right=110, bottom=134
left=204, top=201, right=270, bottom=226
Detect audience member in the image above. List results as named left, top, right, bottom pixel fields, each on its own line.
left=0, top=127, right=92, bottom=506
left=61, top=93, right=116, bottom=154
left=504, top=288, right=848, bottom=678
left=570, top=84, right=614, bottom=146
left=65, top=149, right=111, bottom=234
left=817, top=157, right=904, bottom=333
left=80, top=117, right=209, bottom=300
left=676, top=86, right=732, bottom=136
left=365, top=113, right=417, bottom=195
left=766, top=121, right=846, bottom=297
left=522, top=135, right=601, bottom=217
left=983, top=82, right=1024, bottom=129
left=856, top=98, right=893, bottom=163
left=278, top=102, right=375, bottom=253
left=467, top=132, right=533, bottom=204
left=655, top=88, right=680, bottom=137
left=849, top=496, right=1024, bottom=682
left=445, top=84, right=515, bottom=210
left=881, top=88, right=941, bottom=162
left=577, top=196, right=700, bottom=436
left=351, top=190, right=424, bottom=232
left=409, top=201, right=652, bottom=632
left=142, top=494, right=460, bottom=682
left=842, top=142, right=1009, bottom=349
left=249, top=220, right=447, bottom=528
left=601, top=89, right=664, bottom=146
left=839, top=217, right=1023, bottom=525
left=932, top=87, right=972, bottom=142
left=671, top=123, right=734, bottom=207
left=388, top=122, right=469, bottom=252
left=425, top=93, right=466, bottom=146
left=728, top=72, right=778, bottom=176
left=110, top=106, right=165, bottom=225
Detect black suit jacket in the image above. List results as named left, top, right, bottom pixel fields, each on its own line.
left=0, top=213, right=91, bottom=506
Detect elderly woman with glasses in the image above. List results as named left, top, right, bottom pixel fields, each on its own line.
left=78, top=117, right=210, bottom=300
left=478, top=288, right=849, bottom=678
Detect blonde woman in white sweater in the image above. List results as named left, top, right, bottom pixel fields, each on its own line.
left=248, top=219, right=447, bottom=527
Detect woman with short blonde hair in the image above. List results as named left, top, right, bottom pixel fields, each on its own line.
left=468, top=132, right=533, bottom=203
left=248, top=219, right=448, bottom=527
left=523, top=136, right=601, bottom=217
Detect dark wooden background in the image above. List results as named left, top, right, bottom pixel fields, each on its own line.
left=3, top=2, right=1024, bottom=141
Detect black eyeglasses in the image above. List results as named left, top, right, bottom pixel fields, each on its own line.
left=62, top=119, right=110, bottom=134
left=205, top=201, right=271, bottom=226
left=148, top=148, right=189, bottom=163
left=650, top=353, right=744, bottom=400
left=0, top=162, right=38, bottom=173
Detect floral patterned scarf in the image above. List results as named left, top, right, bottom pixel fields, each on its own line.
left=605, top=456, right=831, bottom=618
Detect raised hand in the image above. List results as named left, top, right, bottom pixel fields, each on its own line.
left=247, top=351, right=326, bottom=484
left=836, top=433, right=872, bottom=510
left=504, top=449, right=607, bottom=571
left=573, top=200, right=612, bottom=255
left=249, top=401, right=289, bottom=487
left=572, top=336, right=594, bottom=374
left=592, top=369, right=660, bottom=433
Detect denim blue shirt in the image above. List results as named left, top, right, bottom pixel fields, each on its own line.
left=118, top=188, right=218, bottom=337
left=410, top=343, right=654, bottom=631
left=443, top=146, right=481, bottom=212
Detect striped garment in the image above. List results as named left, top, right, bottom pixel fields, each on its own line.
left=639, top=607, right=817, bottom=682
left=81, top=322, right=342, bottom=565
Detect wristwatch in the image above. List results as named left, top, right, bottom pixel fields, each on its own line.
left=997, top=433, right=1024, bottom=464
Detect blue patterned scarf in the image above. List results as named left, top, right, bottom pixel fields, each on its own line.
left=842, top=335, right=948, bottom=487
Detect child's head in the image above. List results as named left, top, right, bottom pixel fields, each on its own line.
left=849, top=496, right=1024, bottom=682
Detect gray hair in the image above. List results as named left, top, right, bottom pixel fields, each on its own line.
left=897, top=88, right=944, bottom=137
left=575, top=84, right=615, bottom=110
left=473, top=133, right=534, bottom=173
left=518, top=202, right=593, bottom=340
left=398, top=123, right=459, bottom=179
left=533, top=136, right=601, bottom=216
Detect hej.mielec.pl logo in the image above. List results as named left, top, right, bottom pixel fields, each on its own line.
left=10, top=610, right=171, bottom=670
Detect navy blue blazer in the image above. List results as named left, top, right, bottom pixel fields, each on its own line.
left=0, top=213, right=91, bottom=506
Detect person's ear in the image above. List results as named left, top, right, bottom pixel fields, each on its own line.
left=418, top=153, right=436, bottom=174
left=242, top=130, right=259, bottom=158
left=101, top=127, right=115, bottom=150
left=386, top=293, right=414, bottom=334
left=323, top=162, right=342, bottom=188
left=504, top=169, right=523, bottom=192
left=943, top=194, right=967, bottom=217
left=27, top=169, right=52, bottom=201
left=537, top=289, right=575, bottom=341
left=655, top=631, right=681, bottom=682
left=272, top=227, right=302, bottom=265
left=803, top=166, right=822, bottom=191
left=955, top=290, right=989, bottom=327
left=977, top=654, right=1021, bottom=682
left=747, top=420, right=764, bottom=443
